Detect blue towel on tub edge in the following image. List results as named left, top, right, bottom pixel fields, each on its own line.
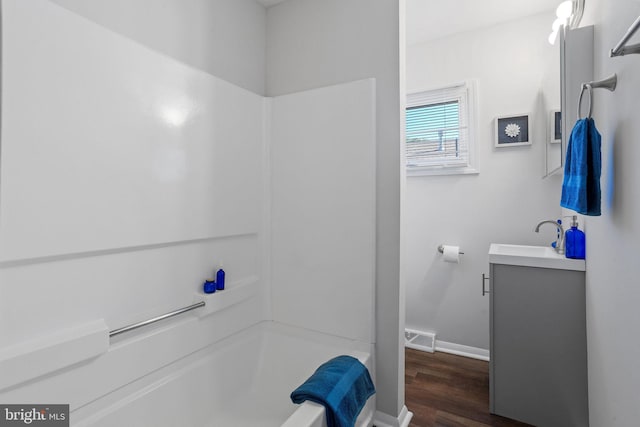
left=290, top=355, right=375, bottom=427
left=561, top=117, right=602, bottom=216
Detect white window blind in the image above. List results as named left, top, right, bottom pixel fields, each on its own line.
left=406, top=83, right=473, bottom=171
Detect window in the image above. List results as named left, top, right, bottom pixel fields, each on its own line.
left=405, top=82, right=477, bottom=175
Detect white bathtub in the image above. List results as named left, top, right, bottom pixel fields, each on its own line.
left=72, top=321, right=375, bottom=427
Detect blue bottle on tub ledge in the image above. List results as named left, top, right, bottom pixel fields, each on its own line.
left=565, top=216, right=586, bottom=260
left=203, top=279, right=216, bottom=294
left=216, top=264, right=225, bottom=290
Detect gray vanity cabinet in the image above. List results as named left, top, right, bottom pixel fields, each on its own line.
left=489, top=263, right=588, bottom=427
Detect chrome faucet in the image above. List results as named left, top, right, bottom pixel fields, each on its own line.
left=535, top=220, right=565, bottom=254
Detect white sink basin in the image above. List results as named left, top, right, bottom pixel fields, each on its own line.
left=489, top=243, right=586, bottom=271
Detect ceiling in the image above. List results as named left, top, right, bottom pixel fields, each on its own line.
left=407, top=0, right=560, bottom=45
left=256, top=0, right=561, bottom=45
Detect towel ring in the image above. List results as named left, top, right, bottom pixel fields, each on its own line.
left=577, top=83, right=593, bottom=120
left=577, top=74, right=618, bottom=120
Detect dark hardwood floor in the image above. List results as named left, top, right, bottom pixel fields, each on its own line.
left=405, top=348, right=532, bottom=427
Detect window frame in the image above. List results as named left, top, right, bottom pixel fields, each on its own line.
left=405, top=81, right=478, bottom=177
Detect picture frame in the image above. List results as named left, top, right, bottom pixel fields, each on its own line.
left=495, top=114, right=531, bottom=147
left=549, top=110, right=562, bottom=144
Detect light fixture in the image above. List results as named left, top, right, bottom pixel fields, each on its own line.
left=548, top=1, right=574, bottom=45
left=549, top=17, right=568, bottom=44
left=556, top=0, right=573, bottom=19
left=552, top=18, right=565, bottom=32
left=548, top=0, right=585, bottom=45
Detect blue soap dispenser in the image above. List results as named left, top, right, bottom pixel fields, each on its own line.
left=565, top=215, right=585, bottom=259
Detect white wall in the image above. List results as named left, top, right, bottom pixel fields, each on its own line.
left=407, top=2, right=640, bottom=424
left=404, top=12, right=563, bottom=351
left=50, top=0, right=267, bottom=95
left=0, top=0, right=405, bottom=421
left=578, top=1, right=640, bottom=425
left=0, top=0, right=269, bottom=407
left=266, top=0, right=406, bottom=421
left=0, top=1, right=263, bottom=261
left=270, top=79, right=376, bottom=344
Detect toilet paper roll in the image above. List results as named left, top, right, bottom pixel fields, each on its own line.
left=442, top=245, right=460, bottom=263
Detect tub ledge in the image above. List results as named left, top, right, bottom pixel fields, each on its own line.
left=282, top=401, right=326, bottom=427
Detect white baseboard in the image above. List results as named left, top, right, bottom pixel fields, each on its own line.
left=435, top=339, right=489, bottom=361
left=373, top=405, right=413, bottom=427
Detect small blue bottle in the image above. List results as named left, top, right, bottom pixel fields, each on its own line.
left=565, top=216, right=585, bottom=259
left=203, top=279, right=216, bottom=294
left=216, top=264, right=225, bottom=291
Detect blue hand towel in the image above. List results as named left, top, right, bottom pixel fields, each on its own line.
left=561, top=117, right=602, bottom=216
left=290, top=355, right=375, bottom=427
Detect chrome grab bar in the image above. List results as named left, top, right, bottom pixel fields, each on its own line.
left=109, top=301, right=205, bottom=338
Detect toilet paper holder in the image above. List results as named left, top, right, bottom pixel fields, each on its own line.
left=437, top=245, right=464, bottom=255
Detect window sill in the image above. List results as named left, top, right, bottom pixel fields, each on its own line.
left=406, top=166, right=479, bottom=177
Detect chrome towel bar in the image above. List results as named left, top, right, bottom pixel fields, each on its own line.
left=611, top=15, right=640, bottom=57
left=109, top=301, right=205, bottom=338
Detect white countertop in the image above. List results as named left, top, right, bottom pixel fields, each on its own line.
left=489, top=243, right=586, bottom=271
